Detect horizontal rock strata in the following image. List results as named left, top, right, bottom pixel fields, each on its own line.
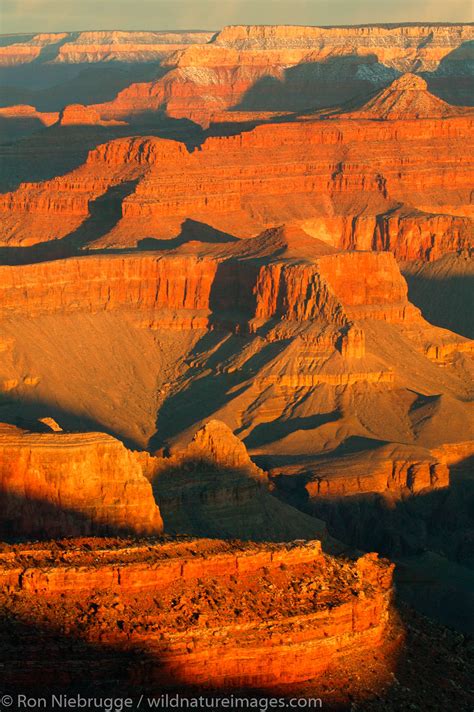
left=0, top=538, right=395, bottom=690
left=0, top=425, right=163, bottom=539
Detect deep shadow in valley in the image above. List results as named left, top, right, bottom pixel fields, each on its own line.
left=0, top=392, right=139, bottom=450
left=0, top=179, right=140, bottom=264
left=403, top=271, right=474, bottom=339
left=244, top=412, right=341, bottom=448
left=0, top=118, right=204, bottom=193
left=0, top=215, right=242, bottom=266
left=272, top=454, right=474, bottom=633
left=422, top=40, right=474, bottom=106
left=0, top=60, right=166, bottom=109
left=150, top=333, right=290, bottom=450
left=137, top=218, right=239, bottom=251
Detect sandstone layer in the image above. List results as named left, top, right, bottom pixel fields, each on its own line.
left=1, top=105, right=471, bottom=261
left=0, top=245, right=471, bottom=456
left=0, top=537, right=396, bottom=695
left=0, top=23, right=473, bottom=712
left=0, top=416, right=331, bottom=544
left=0, top=31, right=214, bottom=66
left=0, top=424, right=163, bottom=539
left=81, top=24, right=474, bottom=123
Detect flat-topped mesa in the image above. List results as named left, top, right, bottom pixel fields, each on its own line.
left=87, top=136, right=188, bottom=166
left=59, top=103, right=102, bottom=125
left=57, top=104, right=127, bottom=127
left=74, top=21, right=474, bottom=124
left=0, top=104, right=59, bottom=125
left=341, top=73, right=472, bottom=120
left=213, top=24, right=473, bottom=52
left=0, top=137, right=185, bottom=223
left=0, top=426, right=163, bottom=539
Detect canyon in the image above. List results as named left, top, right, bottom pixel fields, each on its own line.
left=0, top=21, right=473, bottom=710
left=0, top=76, right=472, bottom=264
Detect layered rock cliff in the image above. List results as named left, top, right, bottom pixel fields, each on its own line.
left=0, top=424, right=163, bottom=539
left=0, top=22, right=473, bottom=707
left=0, top=537, right=396, bottom=695
left=0, top=244, right=470, bottom=455
left=0, top=250, right=419, bottom=327
left=0, top=31, right=214, bottom=66
left=274, top=443, right=451, bottom=500
left=1, top=108, right=471, bottom=259
left=77, top=23, right=474, bottom=123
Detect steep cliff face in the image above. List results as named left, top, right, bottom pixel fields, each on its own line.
left=2, top=25, right=471, bottom=70
left=0, top=425, right=163, bottom=539
left=0, top=246, right=470, bottom=455
left=0, top=250, right=419, bottom=327
left=273, top=443, right=451, bottom=500
left=212, top=24, right=473, bottom=70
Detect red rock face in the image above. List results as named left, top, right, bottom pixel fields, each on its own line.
left=0, top=250, right=418, bottom=326
left=301, top=446, right=450, bottom=499
left=0, top=425, right=163, bottom=539
left=1, top=112, right=471, bottom=259
left=85, top=25, right=474, bottom=122
left=0, top=538, right=396, bottom=693
left=0, top=23, right=473, bottom=704
left=0, top=31, right=214, bottom=66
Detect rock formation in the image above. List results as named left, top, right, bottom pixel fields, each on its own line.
left=1, top=110, right=471, bottom=260
left=0, top=424, right=163, bottom=539
left=0, top=537, right=396, bottom=696
left=0, top=21, right=472, bottom=706
left=0, top=245, right=470, bottom=455
left=140, top=420, right=330, bottom=542
left=0, top=249, right=420, bottom=323
left=339, top=73, right=471, bottom=119
left=0, top=30, right=214, bottom=66
left=80, top=24, right=474, bottom=123
left=273, top=443, right=451, bottom=500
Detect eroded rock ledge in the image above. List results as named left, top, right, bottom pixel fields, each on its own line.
left=0, top=537, right=395, bottom=691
